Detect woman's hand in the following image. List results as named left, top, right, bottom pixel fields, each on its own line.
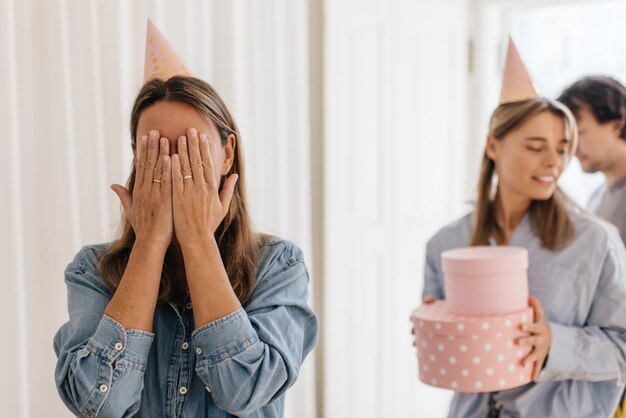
left=411, top=295, right=437, bottom=341
left=171, top=128, right=238, bottom=247
left=423, top=295, right=435, bottom=304
left=111, top=130, right=173, bottom=248
left=519, top=296, right=552, bottom=381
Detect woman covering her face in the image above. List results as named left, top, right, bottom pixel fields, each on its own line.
left=53, top=21, right=318, bottom=418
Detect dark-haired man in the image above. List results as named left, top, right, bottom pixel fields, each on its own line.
left=559, top=76, right=626, bottom=245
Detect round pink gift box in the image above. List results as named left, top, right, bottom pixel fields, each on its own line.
left=411, top=301, right=533, bottom=393
left=442, top=246, right=529, bottom=316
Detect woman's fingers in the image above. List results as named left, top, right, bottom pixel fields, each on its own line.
left=511, top=297, right=550, bottom=379
left=219, top=174, right=238, bottom=211
left=520, top=322, right=542, bottom=333
left=187, top=128, right=205, bottom=186
left=518, top=335, right=544, bottom=347
left=522, top=348, right=545, bottom=367
left=134, top=135, right=148, bottom=190
left=151, top=137, right=169, bottom=195
left=143, top=131, right=160, bottom=187
left=171, top=153, right=184, bottom=197
left=177, top=135, right=193, bottom=191
left=199, top=132, right=217, bottom=188
left=161, top=155, right=172, bottom=203
left=111, top=184, right=132, bottom=214
left=532, top=360, right=542, bottom=381
left=529, top=296, right=545, bottom=322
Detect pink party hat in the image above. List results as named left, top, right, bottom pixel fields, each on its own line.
left=144, top=18, right=191, bottom=82
left=499, top=37, right=540, bottom=104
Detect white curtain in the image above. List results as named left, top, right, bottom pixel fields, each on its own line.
left=0, top=0, right=316, bottom=417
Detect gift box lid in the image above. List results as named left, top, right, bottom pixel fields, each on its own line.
left=442, top=246, right=528, bottom=277
left=411, top=300, right=533, bottom=338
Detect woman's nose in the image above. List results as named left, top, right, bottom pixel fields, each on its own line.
left=543, top=148, right=561, bottom=168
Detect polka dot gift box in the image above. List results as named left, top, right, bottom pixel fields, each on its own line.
left=411, top=246, right=534, bottom=393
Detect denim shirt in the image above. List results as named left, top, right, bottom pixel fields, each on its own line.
left=423, top=209, right=626, bottom=418
left=53, top=239, right=319, bottom=418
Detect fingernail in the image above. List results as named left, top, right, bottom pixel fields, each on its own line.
left=200, top=134, right=207, bottom=142
left=150, top=130, right=158, bottom=139
left=141, top=136, right=148, bottom=145
left=190, top=128, right=197, bottom=136
left=181, top=136, right=187, bottom=145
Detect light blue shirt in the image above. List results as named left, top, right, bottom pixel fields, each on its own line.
left=54, top=239, right=319, bottom=417
left=423, top=209, right=626, bottom=418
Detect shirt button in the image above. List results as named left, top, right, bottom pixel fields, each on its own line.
left=186, top=302, right=193, bottom=310
left=181, top=342, right=189, bottom=350
left=196, top=347, right=202, bottom=355
left=114, top=342, right=123, bottom=351
left=99, top=384, right=108, bottom=393
left=179, top=386, right=188, bottom=395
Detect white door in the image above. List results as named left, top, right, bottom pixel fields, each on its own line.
left=323, top=1, right=471, bottom=416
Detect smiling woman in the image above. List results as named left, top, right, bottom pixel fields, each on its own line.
left=420, top=40, right=626, bottom=418
left=423, top=95, right=626, bottom=417
left=473, top=97, right=578, bottom=249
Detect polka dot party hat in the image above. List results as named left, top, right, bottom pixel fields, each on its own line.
left=144, top=18, right=191, bottom=83
left=499, top=37, right=540, bottom=105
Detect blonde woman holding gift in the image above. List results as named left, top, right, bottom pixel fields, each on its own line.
left=53, top=20, right=318, bottom=417
left=420, top=39, right=626, bottom=417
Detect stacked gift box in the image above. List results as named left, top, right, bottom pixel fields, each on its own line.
left=411, top=246, right=534, bottom=392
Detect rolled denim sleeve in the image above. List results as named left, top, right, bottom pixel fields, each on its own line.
left=191, top=241, right=319, bottom=416
left=538, top=240, right=626, bottom=384
left=53, top=246, right=154, bottom=418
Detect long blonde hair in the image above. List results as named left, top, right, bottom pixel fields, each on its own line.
left=471, top=97, right=578, bottom=250
left=98, top=76, right=266, bottom=305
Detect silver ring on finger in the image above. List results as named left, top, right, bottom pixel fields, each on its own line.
left=153, top=179, right=162, bottom=183
left=183, top=175, right=193, bottom=180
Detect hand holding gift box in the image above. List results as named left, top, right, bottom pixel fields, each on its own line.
left=411, top=246, right=550, bottom=393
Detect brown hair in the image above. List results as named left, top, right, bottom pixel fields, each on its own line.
left=98, top=76, right=266, bottom=305
left=471, top=97, right=578, bottom=250
left=558, top=75, right=626, bottom=141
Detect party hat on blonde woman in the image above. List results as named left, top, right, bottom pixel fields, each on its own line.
left=499, top=37, right=540, bottom=104
left=144, top=18, right=191, bottom=82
